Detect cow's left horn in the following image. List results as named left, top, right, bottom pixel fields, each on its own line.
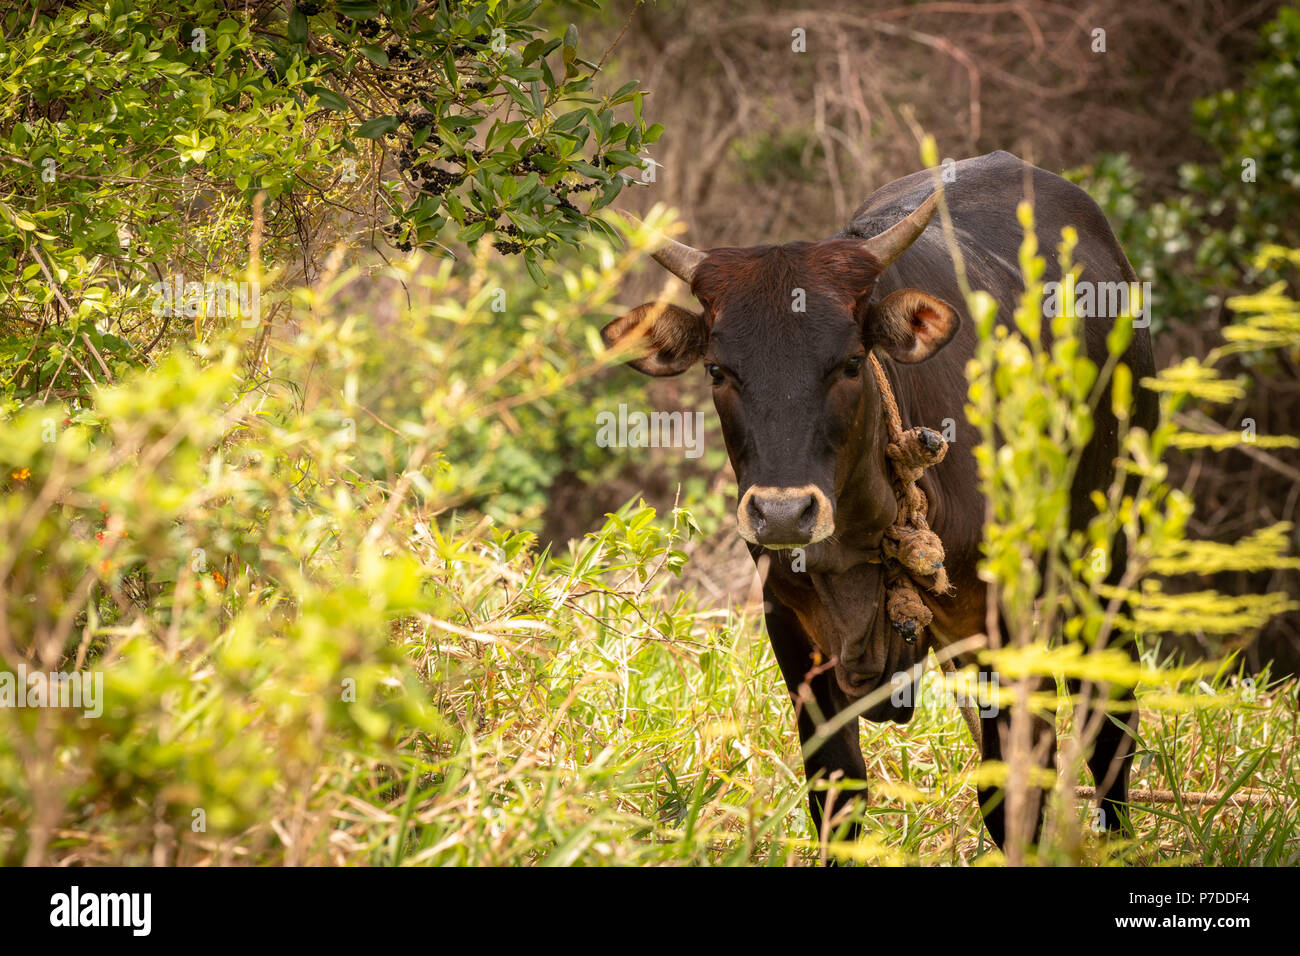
left=859, top=188, right=943, bottom=270
left=615, top=209, right=707, bottom=284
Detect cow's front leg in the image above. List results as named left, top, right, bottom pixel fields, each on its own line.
left=764, top=592, right=867, bottom=850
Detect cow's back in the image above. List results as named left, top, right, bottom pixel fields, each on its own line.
left=836, top=151, right=1158, bottom=538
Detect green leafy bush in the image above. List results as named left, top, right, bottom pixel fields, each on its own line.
left=1068, top=4, right=1300, bottom=326
left=0, top=222, right=780, bottom=865
left=0, top=0, right=656, bottom=408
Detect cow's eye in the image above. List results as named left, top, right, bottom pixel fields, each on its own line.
left=705, top=363, right=725, bottom=386
left=844, top=356, right=864, bottom=379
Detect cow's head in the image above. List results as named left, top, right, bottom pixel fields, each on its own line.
left=602, top=193, right=959, bottom=564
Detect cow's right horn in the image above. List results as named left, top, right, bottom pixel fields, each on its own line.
left=616, top=209, right=707, bottom=284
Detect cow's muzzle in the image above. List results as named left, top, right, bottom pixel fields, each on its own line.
left=737, top=485, right=834, bottom=548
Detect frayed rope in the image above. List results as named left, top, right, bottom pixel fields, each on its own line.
left=869, top=353, right=953, bottom=644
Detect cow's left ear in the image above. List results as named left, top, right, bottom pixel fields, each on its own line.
left=868, top=289, right=960, bottom=364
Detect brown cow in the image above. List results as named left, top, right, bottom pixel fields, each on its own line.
left=603, top=151, right=1157, bottom=850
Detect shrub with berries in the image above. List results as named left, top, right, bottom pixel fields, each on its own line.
left=282, top=0, right=661, bottom=279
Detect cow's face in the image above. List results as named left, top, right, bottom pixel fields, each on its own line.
left=602, top=194, right=958, bottom=560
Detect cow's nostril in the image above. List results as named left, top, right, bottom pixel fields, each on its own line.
left=746, top=495, right=767, bottom=531
left=797, top=497, right=818, bottom=533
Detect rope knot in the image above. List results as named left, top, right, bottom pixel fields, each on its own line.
left=888, top=426, right=948, bottom=476
left=878, top=528, right=951, bottom=595
left=886, top=582, right=933, bottom=645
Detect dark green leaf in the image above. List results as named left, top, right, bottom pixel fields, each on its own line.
left=359, top=44, right=389, bottom=67
left=304, top=84, right=348, bottom=112
left=356, top=115, right=398, bottom=139
left=287, top=9, right=308, bottom=45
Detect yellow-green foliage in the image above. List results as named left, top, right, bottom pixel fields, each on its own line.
left=968, top=203, right=1299, bottom=658
left=0, top=218, right=803, bottom=866
left=1, top=206, right=1297, bottom=866
left=960, top=173, right=1300, bottom=859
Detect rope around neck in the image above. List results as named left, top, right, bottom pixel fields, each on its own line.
left=867, top=353, right=953, bottom=646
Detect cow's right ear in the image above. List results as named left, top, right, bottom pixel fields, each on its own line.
left=601, top=302, right=707, bottom=377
